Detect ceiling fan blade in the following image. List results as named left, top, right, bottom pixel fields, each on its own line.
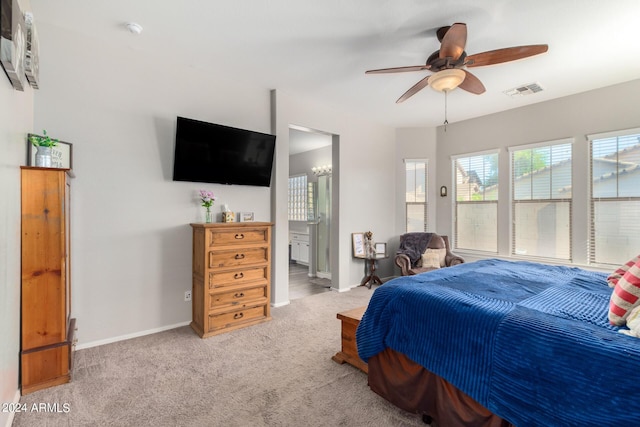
left=458, top=70, right=485, bottom=94
left=396, top=75, right=431, bottom=103
left=365, top=65, right=431, bottom=74
left=436, top=26, right=450, bottom=42
left=439, top=23, right=467, bottom=61
left=466, top=44, right=548, bottom=67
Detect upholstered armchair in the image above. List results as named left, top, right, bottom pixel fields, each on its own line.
left=395, top=233, right=464, bottom=276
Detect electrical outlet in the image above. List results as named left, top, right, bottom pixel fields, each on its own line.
left=184, top=290, right=192, bottom=302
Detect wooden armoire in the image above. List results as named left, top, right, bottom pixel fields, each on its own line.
left=20, top=166, right=76, bottom=394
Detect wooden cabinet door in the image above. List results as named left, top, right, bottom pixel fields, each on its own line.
left=21, top=168, right=68, bottom=350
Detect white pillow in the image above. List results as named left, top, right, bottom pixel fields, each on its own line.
left=619, top=305, right=640, bottom=338
left=421, top=251, right=441, bottom=269
left=423, top=248, right=447, bottom=267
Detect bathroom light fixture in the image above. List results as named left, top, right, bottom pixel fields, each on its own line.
left=125, top=22, right=143, bottom=35
left=311, top=165, right=332, bottom=176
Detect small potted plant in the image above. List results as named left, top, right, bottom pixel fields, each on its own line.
left=29, top=130, right=58, bottom=167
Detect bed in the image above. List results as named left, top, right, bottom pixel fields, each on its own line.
left=356, top=259, right=640, bottom=426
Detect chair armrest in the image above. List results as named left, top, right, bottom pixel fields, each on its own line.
left=445, top=253, right=464, bottom=267
left=395, top=254, right=413, bottom=276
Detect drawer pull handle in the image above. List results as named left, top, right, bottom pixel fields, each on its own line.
left=234, top=292, right=245, bottom=298
left=235, top=253, right=245, bottom=260
left=234, top=312, right=244, bottom=320
left=235, top=233, right=245, bottom=239
left=234, top=272, right=244, bottom=279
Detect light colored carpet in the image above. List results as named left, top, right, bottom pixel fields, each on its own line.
left=13, top=286, right=426, bottom=427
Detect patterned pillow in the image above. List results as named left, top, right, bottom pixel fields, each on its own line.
left=424, top=248, right=447, bottom=267
left=609, top=261, right=640, bottom=326
left=608, top=255, right=640, bottom=288
left=421, top=251, right=441, bottom=269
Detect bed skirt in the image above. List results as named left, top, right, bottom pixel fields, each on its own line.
left=367, top=348, right=514, bottom=427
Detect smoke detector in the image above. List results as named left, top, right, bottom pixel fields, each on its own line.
left=125, top=22, right=143, bottom=35
left=503, top=82, right=544, bottom=97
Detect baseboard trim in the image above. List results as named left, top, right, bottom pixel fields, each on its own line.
left=331, top=283, right=361, bottom=293
left=2, top=389, right=21, bottom=427
left=75, top=321, right=191, bottom=350
left=271, top=300, right=291, bottom=308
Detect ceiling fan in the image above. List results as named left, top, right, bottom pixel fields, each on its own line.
left=366, top=23, right=548, bottom=103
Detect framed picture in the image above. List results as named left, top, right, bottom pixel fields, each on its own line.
left=0, top=0, right=26, bottom=91
left=27, top=135, right=73, bottom=169
left=352, top=232, right=365, bottom=258
left=374, top=242, right=387, bottom=256
left=239, top=212, right=254, bottom=222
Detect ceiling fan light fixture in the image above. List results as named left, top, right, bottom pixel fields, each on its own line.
left=429, top=69, right=466, bottom=92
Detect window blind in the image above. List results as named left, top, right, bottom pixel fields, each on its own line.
left=453, top=152, right=498, bottom=252
left=405, top=160, right=428, bottom=232
left=510, top=140, right=572, bottom=260
left=589, top=131, right=640, bottom=265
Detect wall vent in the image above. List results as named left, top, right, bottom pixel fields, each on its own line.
left=503, top=82, right=544, bottom=97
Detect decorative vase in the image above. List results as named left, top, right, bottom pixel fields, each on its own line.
left=205, top=207, right=213, bottom=223
left=365, top=238, right=375, bottom=258
left=35, top=146, right=52, bottom=167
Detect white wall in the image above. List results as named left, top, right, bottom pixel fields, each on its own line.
left=33, top=23, right=274, bottom=346
left=271, top=90, right=396, bottom=304
left=392, top=128, right=437, bottom=274
left=31, top=22, right=398, bottom=345
left=289, top=144, right=331, bottom=235
left=26, top=5, right=640, bottom=355
left=289, top=144, right=332, bottom=179
left=434, top=78, right=640, bottom=266
left=0, top=78, right=33, bottom=427
left=394, top=127, right=438, bottom=233
left=0, top=0, right=34, bottom=419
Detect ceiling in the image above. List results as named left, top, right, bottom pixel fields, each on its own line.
left=30, top=1, right=640, bottom=129
left=289, top=128, right=332, bottom=156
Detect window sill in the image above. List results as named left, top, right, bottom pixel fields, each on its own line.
left=453, top=251, right=613, bottom=274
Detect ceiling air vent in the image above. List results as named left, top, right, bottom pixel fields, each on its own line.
left=503, top=82, right=544, bottom=97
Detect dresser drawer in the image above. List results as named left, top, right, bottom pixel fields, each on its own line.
left=208, top=266, right=267, bottom=289
left=208, top=305, right=266, bottom=332
left=210, top=286, right=267, bottom=309
left=208, top=228, right=268, bottom=246
left=209, top=248, right=268, bottom=269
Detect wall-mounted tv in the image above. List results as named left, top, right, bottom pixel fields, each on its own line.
left=172, top=116, right=276, bottom=187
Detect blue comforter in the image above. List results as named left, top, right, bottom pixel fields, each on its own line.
left=356, top=259, right=640, bottom=426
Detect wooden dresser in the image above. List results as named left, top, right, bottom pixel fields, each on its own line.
left=190, top=222, right=273, bottom=338
left=20, top=167, right=76, bottom=394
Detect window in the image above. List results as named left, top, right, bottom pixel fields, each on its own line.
left=288, top=174, right=307, bottom=221
left=510, top=140, right=572, bottom=260
left=405, top=159, right=427, bottom=232
left=589, top=128, right=640, bottom=265
left=453, top=151, right=498, bottom=252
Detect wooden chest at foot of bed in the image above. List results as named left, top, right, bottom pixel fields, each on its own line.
left=332, top=306, right=368, bottom=373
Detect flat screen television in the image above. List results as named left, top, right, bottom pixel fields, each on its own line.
left=172, top=116, right=276, bottom=187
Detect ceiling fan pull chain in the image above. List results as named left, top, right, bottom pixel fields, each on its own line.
left=444, top=90, right=449, bottom=131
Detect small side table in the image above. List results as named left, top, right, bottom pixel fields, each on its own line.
left=360, top=254, right=389, bottom=289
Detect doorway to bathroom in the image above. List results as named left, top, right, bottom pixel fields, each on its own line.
left=288, top=125, right=334, bottom=300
